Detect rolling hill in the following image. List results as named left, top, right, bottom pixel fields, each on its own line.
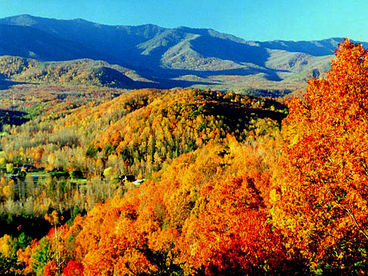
left=0, top=56, right=155, bottom=88
left=0, top=14, right=364, bottom=91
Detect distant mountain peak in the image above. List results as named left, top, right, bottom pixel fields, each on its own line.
left=72, top=18, right=94, bottom=23
left=3, top=14, right=39, bottom=26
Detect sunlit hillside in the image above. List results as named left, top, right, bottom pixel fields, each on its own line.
left=0, top=39, right=367, bottom=275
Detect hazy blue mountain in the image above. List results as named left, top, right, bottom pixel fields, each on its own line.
left=0, top=15, right=166, bottom=65
left=0, top=24, right=103, bottom=61
left=0, top=14, right=363, bottom=90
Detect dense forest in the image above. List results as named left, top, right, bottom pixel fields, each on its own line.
left=0, top=56, right=151, bottom=89
left=0, top=39, right=367, bottom=275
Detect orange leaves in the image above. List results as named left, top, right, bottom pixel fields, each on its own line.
left=1, top=87, right=291, bottom=274
left=42, top=260, right=57, bottom=276
left=13, top=137, right=288, bottom=274
left=17, top=239, right=44, bottom=275
left=273, top=39, right=368, bottom=270
left=69, top=192, right=160, bottom=275
left=178, top=175, right=285, bottom=274
left=44, top=210, right=60, bottom=225
left=63, top=260, right=83, bottom=276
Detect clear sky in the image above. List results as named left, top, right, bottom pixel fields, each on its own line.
left=0, top=0, right=367, bottom=41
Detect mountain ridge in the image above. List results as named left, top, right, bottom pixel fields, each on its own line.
left=0, top=14, right=364, bottom=91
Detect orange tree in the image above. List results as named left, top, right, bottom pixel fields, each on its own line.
left=272, top=39, right=368, bottom=273
left=16, top=137, right=291, bottom=275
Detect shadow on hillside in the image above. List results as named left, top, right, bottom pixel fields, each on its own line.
left=129, top=79, right=216, bottom=89
left=114, top=33, right=285, bottom=85
left=135, top=66, right=288, bottom=86
left=168, top=67, right=286, bottom=81
left=191, top=36, right=270, bottom=66
left=125, top=66, right=286, bottom=89
left=123, top=32, right=272, bottom=68
left=0, top=109, right=30, bottom=130
left=0, top=79, right=30, bottom=90
left=259, top=40, right=337, bottom=56
left=0, top=215, right=51, bottom=240
left=207, top=99, right=287, bottom=128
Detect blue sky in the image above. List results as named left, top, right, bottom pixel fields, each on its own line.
left=0, top=0, right=367, bottom=41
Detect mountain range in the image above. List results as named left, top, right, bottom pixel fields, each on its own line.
left=0, top=14, right=365, bottom=92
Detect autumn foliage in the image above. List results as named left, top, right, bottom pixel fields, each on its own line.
left=16, top=138, right=288, bottom=275
left=1, top=39, right=368, bottom=275
left=272, top=39, right=368, bottom=273
left=0, top=87, right=284, bottom=216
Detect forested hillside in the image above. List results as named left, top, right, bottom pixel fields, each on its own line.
left=0, top=86, right=285, bottom=219
left=0, top=56, right=154, bottom=89
left=0, top=39, right=367, bottom=275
